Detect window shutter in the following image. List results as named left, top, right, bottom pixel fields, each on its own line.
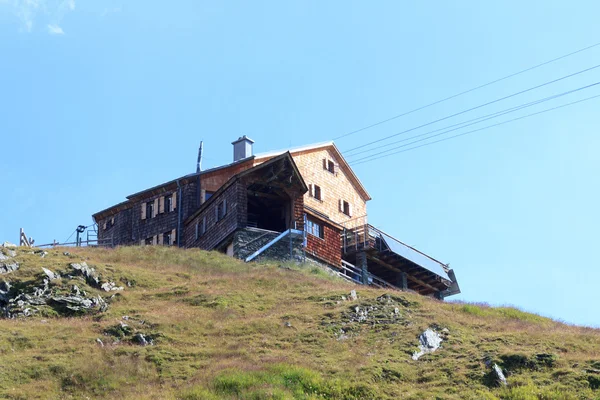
left=215, top=205, right=219, bottom=220
left=171, top=228, right=177, bottom=245
left=322, top=159, right=327, bottom=170
left=200, top=189, right=206, bottom=204
left=159, top=197, right=165, bottom=214
left=141, top=204, right=146, bottom=220
left=172, top=192, right=177, bottom=211
left=321, top=188, right=325, bottom=201
left=223, top=199, right=227, bottom=215
left=153, top=198, right=159, bottom=218
left=152, top=235, right=157, bottom=245
left=202, top=217, right=206, bottom=234
left=140, top=239, right=145, bottom=246
left=308, top=184, right=313, bottom=197
left=348, top=203, right=353, bottom=217
left=103, top=221, right=107, bottom=230
left=195, top=223, right=199, bottom=240
left=111, top=217, right=115, bottom=225
left=158, top=233, right=164, bottom=245
left=339, top=199, right=342, bottom=212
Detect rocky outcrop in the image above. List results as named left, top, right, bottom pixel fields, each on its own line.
left=0, top=259, right=118, bottom=318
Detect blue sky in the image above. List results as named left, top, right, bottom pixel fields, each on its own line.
left=1, top=1, right=599, bottom=327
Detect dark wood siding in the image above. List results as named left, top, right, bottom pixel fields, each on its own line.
left=184, top=181, right=246, bottom=250
left=306, top=220, right=341, bottom=267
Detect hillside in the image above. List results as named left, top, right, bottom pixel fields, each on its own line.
left=0, top=245, right=598, bottom=400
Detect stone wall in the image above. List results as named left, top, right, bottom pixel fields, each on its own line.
left=232, top=228, right=304, bottom=263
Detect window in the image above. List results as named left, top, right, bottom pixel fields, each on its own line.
left=327, top=160, right=335, bottom=174
left=323, top=158, right=335, bottom=174
left=165, top=195, right=172, bottom=213
left=195, top=217, right=206, bottom=240
left=146, top=201, right=154, bottom=219
left=306, top=217, right=324, bottom=239
left=163, top=231, right=172, bottom=246
left=310, top=184, right=322, bottom=201
left=340, top=200, right=352, bottom=217
left=216, top=200, right=227, bottom=221
left=205, top=192, right=213, bottom=201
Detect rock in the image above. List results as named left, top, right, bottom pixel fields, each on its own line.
left=0, top=253, right=8, bottom=261
left=42, top=268, right=60, bottom=281
left=441, top=328, right=450, bottom=334
left=96, top=338, right=104, bottom=347
left=40, top=251, right=48, bottom=258
left=70, top=262, right=100, bottom=287
left=7, top=250, right=16, bottom=258
left=100, top=282, right=124, bottom=292
left=492, top=364, right=508, bottom=386
left=0, top=262, right=19, bottom=274
left=341, top=295, right=347, bottom=301
left=335, top=329, right=350, bottom=341
left=2, top=242, right=17, bottom=248
left=283, top=321, right=292, bottom=328
left=63, top=252, right=70, bottom=256
left=349, top=290, right=358, bottom=301
left=133, top=333, right=153, bottom=346
left=412, top=328, right=443, bottom=360
left=122, top=315, right=130, bottom=320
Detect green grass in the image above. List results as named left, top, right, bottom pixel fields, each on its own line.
left=0, top=246, right=598, bottom=399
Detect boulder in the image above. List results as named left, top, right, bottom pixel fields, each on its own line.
left=412, top=328, right=443, bottom=360
left=2, top=242, right=17, bottom=248
left=42, top=268, right=60, bottom=281
left=349, top=290, right=358, bottom=301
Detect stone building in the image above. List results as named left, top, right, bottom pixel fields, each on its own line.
left=92, top=137, right=460, bottom=299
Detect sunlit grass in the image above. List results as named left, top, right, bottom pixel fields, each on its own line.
left=0, top=246, right=598, bottom=399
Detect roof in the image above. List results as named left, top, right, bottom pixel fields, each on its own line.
left=253, top=141, right=334, bottom=160
left=254, top=141, right=371, bottom=201
left=185, top=152, right=307, bottom=224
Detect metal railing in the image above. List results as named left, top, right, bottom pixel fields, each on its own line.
left=334, top=260, right=402, bottom=291
left=34, top=238, right=115, bottom=248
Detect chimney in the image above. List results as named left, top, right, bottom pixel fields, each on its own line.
left=232, top=135, right=254, bottom=162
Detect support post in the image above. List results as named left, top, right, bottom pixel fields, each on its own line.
left=397, top=271, right=408, bottom=290
left=356, top=251, right=368, bottom=285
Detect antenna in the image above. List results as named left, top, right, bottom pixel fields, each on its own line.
left=196, top=141, right=203, bottom=173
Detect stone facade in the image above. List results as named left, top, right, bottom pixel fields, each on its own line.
left=232, top=228, right=304, bottom=262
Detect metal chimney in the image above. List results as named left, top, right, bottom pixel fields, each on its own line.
left=232, top=135, right=254, bottom=162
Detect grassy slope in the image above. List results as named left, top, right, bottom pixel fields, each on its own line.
left=0, top=246, right=598, bottom=400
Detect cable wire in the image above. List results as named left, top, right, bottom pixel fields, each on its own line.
left=345, top=82, right=600, bottom=160
left=342, top=63, right=600, bottom=154
left=334, top=41, right=600, bottom=140
left=350, top=93, right=600, bottom=166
